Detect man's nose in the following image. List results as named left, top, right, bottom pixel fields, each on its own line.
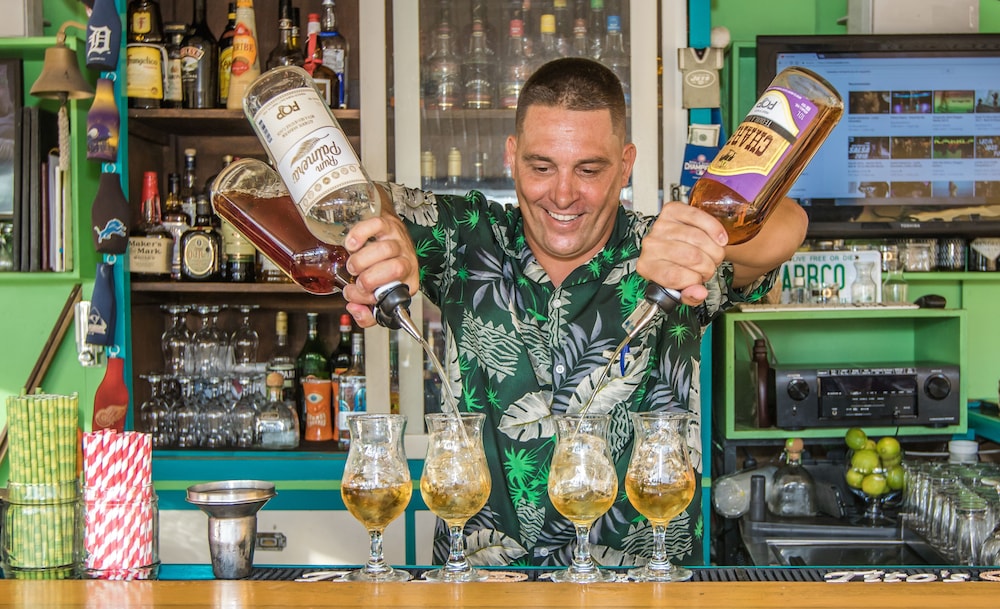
left=552, top=170, right=576, bottom=206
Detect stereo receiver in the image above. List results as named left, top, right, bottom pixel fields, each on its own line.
left=773, top=362, right=960, bottom=429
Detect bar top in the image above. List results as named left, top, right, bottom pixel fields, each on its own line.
left=1, top=579, right=998, bottom=608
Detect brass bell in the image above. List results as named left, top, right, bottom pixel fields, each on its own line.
left=29, top=21, right=94, bottom=101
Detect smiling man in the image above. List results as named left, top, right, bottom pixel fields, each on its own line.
left=342, top=57, right=806, bottom=568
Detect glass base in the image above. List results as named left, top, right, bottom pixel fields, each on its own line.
left=422, top=566, right=490, bottom=582
left=627, top=563, right=692, bottom=582
left=344, top=567, right=412, bottom=582
left=549, top=566, right=618, bottom=583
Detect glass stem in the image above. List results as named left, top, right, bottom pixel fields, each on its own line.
left=444, top=523, right=471, bottom=571
left=570, top=524, right=596, bottom=573
left=365, top=528, right=391, bottom=575
left=647, top=523, right=671, bottom=572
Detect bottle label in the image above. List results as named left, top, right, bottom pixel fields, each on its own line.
left=252, top=87, right=367, bottom=217
left=231, top=21, right=259, bottom=77
left=327, top=48, right=346, bottom=74
left=218, top=46, right=234, bottom=101
left=181, top=232, right=219, bottom=278
left=704, top=85, right=819, bottom=203
left=302, top=377, right=334, bottom=441
left=129, top=236, right=172, bottom=274
left=126, top=44, right=166, bottom=99
left=313, top=77, right=333, bottom=106
left=222, top=219, right=257, bottom=257
left=131, top=10, right=152, bottom=35
left=165, top=57, right=183, bottom=102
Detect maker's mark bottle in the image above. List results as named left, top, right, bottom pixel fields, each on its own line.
left=242, top=66, right=379, bottom=246
left=689, top=66, right=843, bottom=244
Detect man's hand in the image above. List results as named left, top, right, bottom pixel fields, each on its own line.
left=342, top=196, right=420, bottom=328
left=637, top=202, right=728, bottom=307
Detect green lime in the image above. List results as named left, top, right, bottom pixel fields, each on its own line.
left=863, top=438, right=877, bottom=451
left=876, top=436, right=901, bottom=461
left=845, top=427, right=868, bottom=451
left=886, top=465, right=906, bottom=491
left=851, top=449, right=880, bottom=474
left=845, top=468, right=865, bottom=489
left=862, top=473, right=888, bottom=496
left=882, top=453, right=903, bottom=469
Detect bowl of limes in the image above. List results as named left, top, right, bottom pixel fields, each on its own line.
left=843, top=427, right=905, bottom=525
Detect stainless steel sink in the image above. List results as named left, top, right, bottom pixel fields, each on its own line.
left=740, top=516, right=948, bottom=567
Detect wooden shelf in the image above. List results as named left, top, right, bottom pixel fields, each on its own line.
left=127, top=108, right=361, bottom=137
left=130, top=281, right=338, bottom=295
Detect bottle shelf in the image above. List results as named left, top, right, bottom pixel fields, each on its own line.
left=127, top=108, right=361, bottom=137
left=130, top=281, right=335, bottom=295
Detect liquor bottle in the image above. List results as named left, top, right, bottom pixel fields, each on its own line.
left=180, top=147, right=198, bottom=221
left=217, top=2, right=237, bottom=106
left=499, top=12, right=531, bottom=109
left=337, top=330, right=365, bottom=449
left=533, top=13, right=561, bottom=70
left=296, top=312, right=330, bottom=437
left=329, top=312, right=353, bottom=376
left=181, top=0, right=219, bottom=109
left=266, top=311, right=297, bottom=401
left=422, top=1, right=461, bottom=111
left=227, top=0, right=261, bottom=110
left=553, top=0, right=572, bottom=57
left=304, top=12, right=337, bottom=106
left=319, top=0, right=349, bottom=109
left=163, top=23, right=186, bottom=109
left=161, top=172, right=191, bottom=280
left=290, top=7, right=302, bottom=56
left=257, top=371, right=300, bottom=449
left=242, top=67, right=379, bottom=247
left=420, top=150, right=437, bottom=190
left=570, top=0, right=589, bottom=57
left=688, top=67, right=843, bottom=244
left=601, top=14, right=629, bottom=105
left=767, top=438, right=817, bottom=517
left=179, top=195, right=223, bottom=281
left=587, top=0, right=606, bottom=60
left=129, top=171, right=173, bottom=280
left=266, top=0, right=305, bottom=70
left=446, top=147, right=462, bottom=190
left=461, top=12, right=496, bottom=109
left=126, top=0, right=166, bottom=109
left=203, top=154, right=234, bottom=204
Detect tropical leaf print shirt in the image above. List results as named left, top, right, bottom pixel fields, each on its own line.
left=384, top=183, right=776, bottom=568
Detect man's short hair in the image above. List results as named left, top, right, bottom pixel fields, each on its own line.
left=515, top=57, right=627, bottom=138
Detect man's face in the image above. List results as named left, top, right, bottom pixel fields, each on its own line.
left=506, top=105, right=636, bottom=282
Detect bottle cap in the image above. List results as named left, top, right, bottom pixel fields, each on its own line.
left=540, top=14, right=556, bottom=33
left=447, top=147, right=462, bottom=177
left=266, top=372, right=285, bottom=388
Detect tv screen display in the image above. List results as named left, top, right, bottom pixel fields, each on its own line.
left=756, top=34, right=1000, bottom=238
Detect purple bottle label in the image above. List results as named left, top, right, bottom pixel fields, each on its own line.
left=704, top=86, right=819, bottom=202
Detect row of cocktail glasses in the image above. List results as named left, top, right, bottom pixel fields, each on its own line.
left=341, top=410, right=695, bottom=583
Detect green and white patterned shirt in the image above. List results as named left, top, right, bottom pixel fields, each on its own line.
left=385, top=183, right=776, bottom=567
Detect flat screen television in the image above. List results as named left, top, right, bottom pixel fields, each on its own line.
left=756, top=34, right=1000, bottom=239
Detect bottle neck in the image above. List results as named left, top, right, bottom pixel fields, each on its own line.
left=193, top=0, right=207, bottom=25
left=267, top=385, right=283, bottom=401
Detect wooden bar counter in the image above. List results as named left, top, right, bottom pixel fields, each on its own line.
left=0, top=578, right=998, bottom=608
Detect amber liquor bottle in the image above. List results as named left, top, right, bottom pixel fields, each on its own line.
left=126, top=0, right=166, bottom=109
left=129, top=171, right=173, bottom=280
left=179, top=196, right=223, bottom=281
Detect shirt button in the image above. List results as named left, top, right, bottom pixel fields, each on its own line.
left=551, top=298, right=562, bottom=308
left=539, top=548, right=549, bottom=557
left=555, top=364, right=565, bottom=374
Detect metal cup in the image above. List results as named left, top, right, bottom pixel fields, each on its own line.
left=186, top=480, right=276, bottom=579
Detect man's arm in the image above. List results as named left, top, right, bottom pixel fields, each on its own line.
left=636, top=197, right=807, bottom=305
left=342, top=186, right=421, bottom=328
left=726, top=197, right=808, bottom=289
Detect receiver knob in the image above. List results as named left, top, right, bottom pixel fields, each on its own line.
left=786, top=379, right=810, bottom=401
left=924, top=374, right=952, bottom=400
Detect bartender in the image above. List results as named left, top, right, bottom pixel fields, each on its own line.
left=341, top=57, right=807, bottom=568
